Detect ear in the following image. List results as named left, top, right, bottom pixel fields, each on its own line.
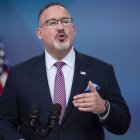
left=72, top=24, right=76, bottom=31
left=36, top=28, right=42, bottom=40
left=73, top=25, right=76, bottom=37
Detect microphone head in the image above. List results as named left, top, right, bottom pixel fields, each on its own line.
left=52, top=103, right=62, bottom=116
left=48, top=103, right=62, bottom=124
left=29, top=103, right=40, bottom=127
left=31, top=103, right=39, bottom=112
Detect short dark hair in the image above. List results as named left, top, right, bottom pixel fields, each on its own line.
left=38, top=2, right=66, bottom=22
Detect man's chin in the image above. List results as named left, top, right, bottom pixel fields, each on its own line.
left=54, top=46, right=70, bottom=51
left=54, top=40, right=70, bottom=50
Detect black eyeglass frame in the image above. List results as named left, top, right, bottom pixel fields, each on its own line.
left=39, top=17, right=73, bottom=28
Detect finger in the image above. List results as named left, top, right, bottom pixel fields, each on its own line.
left=73, top=97, right=93, bottom=104
left=78, top=107, right=93, bottom=112
left=73, top=102, right=92, bottom=108
left=88, top=81, right=96, bottom=93
left=73, top=93, right=92, bottom=100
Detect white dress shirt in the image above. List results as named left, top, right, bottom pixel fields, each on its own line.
left=45, top=48, right=75, bottom=105
left=45, top=48, right=109, bottom=120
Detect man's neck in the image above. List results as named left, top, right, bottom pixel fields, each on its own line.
left=45, top=47, right=72, bottom=60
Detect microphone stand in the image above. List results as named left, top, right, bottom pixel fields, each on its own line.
left=29, top=103, right=61, bottom=139
left=30, top=121, right=54, bottom=140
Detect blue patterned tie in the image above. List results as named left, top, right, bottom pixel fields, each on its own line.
left=54, top=61, right=66, bottom=124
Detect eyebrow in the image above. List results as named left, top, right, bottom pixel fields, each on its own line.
left=46, top=17, right=71, bottom=21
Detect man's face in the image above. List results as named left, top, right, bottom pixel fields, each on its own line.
left=36, top=5, right=76, bottom=53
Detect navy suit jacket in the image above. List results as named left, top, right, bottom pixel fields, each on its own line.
left=0, top=50, right=131, bottom=140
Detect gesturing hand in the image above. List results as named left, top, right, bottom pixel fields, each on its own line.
left=73, top=81, right=106, bottom=115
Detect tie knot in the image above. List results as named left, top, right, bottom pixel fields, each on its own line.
left=55, top=61, right=65, bottom=70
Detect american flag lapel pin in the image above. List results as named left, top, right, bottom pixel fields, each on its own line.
left=80, top=71, right=86, bottom=75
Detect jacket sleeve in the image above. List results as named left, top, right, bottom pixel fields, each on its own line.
left=100, top=65, right=131, bottom=135
left=0, top=68, right=25, bottom=140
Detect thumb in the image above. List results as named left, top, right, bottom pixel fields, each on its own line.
left=88, top=81, right=96, bottom=93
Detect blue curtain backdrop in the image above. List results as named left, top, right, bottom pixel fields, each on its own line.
left=0, top=0, right=140, bottom=140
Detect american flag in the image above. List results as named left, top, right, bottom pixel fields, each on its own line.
left=0, top=39, right=9, bottom=95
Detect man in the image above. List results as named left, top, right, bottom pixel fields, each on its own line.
left=0, top=2, right=131, bottom=140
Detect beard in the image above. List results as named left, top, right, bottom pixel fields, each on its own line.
left=53, top=39, right=70, bottom=50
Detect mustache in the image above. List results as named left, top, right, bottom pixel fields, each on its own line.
left=55, top=31, right=68, bottom=38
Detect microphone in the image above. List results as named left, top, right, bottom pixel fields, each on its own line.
left=29, top=103, right=61, bottom=138
left=29, top=103, right=39, bottom=129
left=48, top=103, right=62, bottom=128
left=40, top=103, right=62, bottom=137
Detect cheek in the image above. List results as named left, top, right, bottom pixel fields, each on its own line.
left=42, top=31, right=54, bottom=41
left=68, top=30, right=75, bottom=42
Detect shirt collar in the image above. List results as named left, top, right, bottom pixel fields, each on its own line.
left=45, top=47, right=75, bottom=70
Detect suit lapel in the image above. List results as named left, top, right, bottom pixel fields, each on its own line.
left=62, top=51, right=91, bottom=123
left=28, top=51, right=92, bottom=123
left=29, top=53, right=53, bottom=111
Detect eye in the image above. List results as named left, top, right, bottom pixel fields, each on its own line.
left=62, top=18, right=70, bottom=24
left=47, top=20, right=57, bottom=26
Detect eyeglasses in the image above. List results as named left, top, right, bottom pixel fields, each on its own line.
left=39, top=17, right=73, bottom=28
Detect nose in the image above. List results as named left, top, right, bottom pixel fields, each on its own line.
left=57, top=21, right=64, bottom=31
